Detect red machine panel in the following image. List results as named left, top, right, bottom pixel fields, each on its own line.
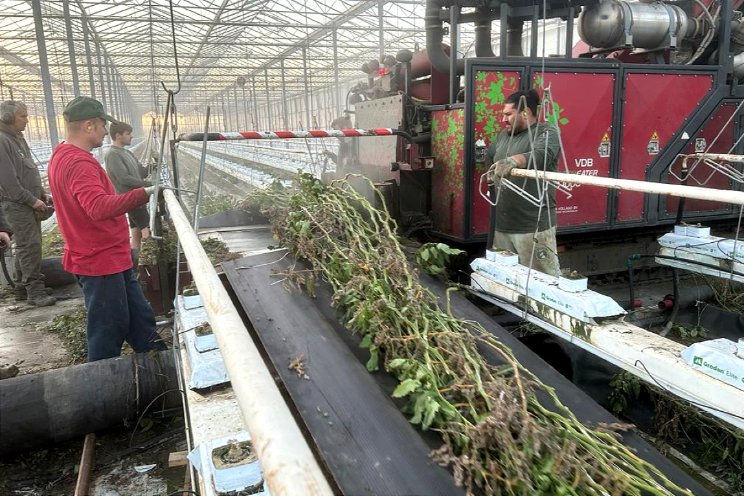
left=665, top=103, right=737, bottom=216
left=617, top=73, right=713, bottom=222
left=471, top=70, right=521, bottom=236
left=534, top=72, right=615, bottom=227
left=431, top=108, right=466, bottom=236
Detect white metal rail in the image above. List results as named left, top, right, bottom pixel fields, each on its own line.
left=509, top=168, right=744, bottom=205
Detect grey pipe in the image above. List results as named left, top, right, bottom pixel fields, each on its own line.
left=396, top=50, right=413, bottom=96
left=0, top=351, right=180, bottom=455
left=658, top=284, right=715, bottom=311
left=733, top=51, right=744, bottom=78
left=578, top=0, right=695, bottom=50
left=449, top=5, right=460, bottom=103
left=425, top=0, right=465, bottom=74
left=731, top=19, right=744, bottom=52
left=506, top=18, right=525, bottom=57
left=474, top=9, right=496, bottom=57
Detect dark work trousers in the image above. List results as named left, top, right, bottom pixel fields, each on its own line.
left=1, top=202, right=43, bottom=296
left=77, top=268, right=165, bottom=362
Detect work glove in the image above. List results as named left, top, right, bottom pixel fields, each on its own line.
left=487, top=157, right=518, bottom=184
left=144, top=184, right=167, bottom=203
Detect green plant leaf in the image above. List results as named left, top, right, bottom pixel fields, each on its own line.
left=387, top=358, right=407, bottom=369
left=422, top=398, right=440, bottom=429
left=393, top=378, right=421, bottom=398
left=366, top=348, right=379, bottom=371
left=409, top=393, right=428, bottom=424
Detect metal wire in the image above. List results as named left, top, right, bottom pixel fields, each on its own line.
left=160, top=0, right=181, bottom=95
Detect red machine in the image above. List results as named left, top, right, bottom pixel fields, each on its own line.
left=347, top=0, right=744, bottom=272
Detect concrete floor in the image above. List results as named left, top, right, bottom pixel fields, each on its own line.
left=0, top=283, right=83, bottom=375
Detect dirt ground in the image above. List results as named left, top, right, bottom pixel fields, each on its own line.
left=0, top=283, right=189, bottom=495
left=0, top=420, right=189, bottom=496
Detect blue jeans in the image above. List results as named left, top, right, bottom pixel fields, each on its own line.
left=77, top=268, right=165, bottom=362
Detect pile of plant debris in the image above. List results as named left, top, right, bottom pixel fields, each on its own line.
left=705, top=278, right=744, bottom=313
left=246, top=175, right=692, bottom=496
left=200, top=193, right=239, bottom=217
left=201, top=237, right=241, bottom=265
left=41, top=226, right=65, bottom=257
left=608, top=371, right=744, bottom=492
left=139, top=223, right=179, bottom=267
left=39, top=305, right=87, bottom=364
left=139, top=221, right=238, bottom=267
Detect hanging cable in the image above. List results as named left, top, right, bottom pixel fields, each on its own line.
left=161, top=0, right=181, bottom=95
left=149, top=0, right=158, bottom=111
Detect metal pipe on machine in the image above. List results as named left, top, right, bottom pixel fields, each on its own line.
left=506, top=18, right=525, bottom=57
left=396, top=50, right=413, bottom=95
left=449, top=5, right=459, bottom=103
left=425, top=0, right=465, bottom=74
left=473, top=8, right=496, bottom=57
left=578, top=0, right=698, bottom=49
left=161, top=189, right=333, bottom=496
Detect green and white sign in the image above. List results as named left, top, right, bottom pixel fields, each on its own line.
left=682, top=339, right=744, bottom=391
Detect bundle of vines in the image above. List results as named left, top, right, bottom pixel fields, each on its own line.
left=246, top=175, right=692, bottom=496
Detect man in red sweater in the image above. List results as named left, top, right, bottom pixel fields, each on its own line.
left=48, top=96, right=164, bottom=361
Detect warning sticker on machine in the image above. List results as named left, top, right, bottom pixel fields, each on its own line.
left=598, top=132, right=611, bottom=158
left=647, top=131, right=659, bottom=155
left=695, top=137, right=707, bottom=153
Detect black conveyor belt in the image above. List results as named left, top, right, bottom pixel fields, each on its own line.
left=223, top=253, right=709, bottom=496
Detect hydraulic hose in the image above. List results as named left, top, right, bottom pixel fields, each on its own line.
left=626, top=254, right=640, bottom=311
left=660, top=268, right=681, bottom=337
left=626, top=252, right=734, bottom=314
left=630, top=252, right=741, bottom=335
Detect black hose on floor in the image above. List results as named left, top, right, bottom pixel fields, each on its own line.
left=0, top=248, right=14, bottom=288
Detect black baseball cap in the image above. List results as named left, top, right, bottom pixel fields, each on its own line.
left=63, top=96, right=118, bottom=123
